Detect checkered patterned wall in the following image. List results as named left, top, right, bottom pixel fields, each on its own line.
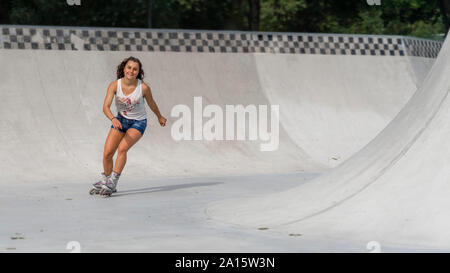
left=403, top=38, right=442, bottom=58
left=0, top=25, right=443, bottom=58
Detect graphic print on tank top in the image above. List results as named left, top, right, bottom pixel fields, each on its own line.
left=115, top=78, right=146, bottom=120
left=117, top=96, right=139, bottom=116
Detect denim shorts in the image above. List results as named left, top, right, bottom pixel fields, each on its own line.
left=111, top=113, right=147, bottom=135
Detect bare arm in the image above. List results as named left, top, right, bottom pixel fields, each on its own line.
left=142, top=82, right=166, bottom=126
left=142, top=82, right=162, bottom=117
left=103, top=81, right=123, bottom=130
left=103, top=81, right=117, bottom=120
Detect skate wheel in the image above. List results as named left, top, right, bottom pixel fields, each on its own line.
left=89, top=188, right=95, bottom=195
left=99, top=189, right=111, bottom=197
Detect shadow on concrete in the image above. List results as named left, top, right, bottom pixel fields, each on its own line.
left=111, top=181, right=224, bottom=197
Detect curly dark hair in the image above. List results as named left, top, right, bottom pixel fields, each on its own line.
left=116, top=56, right=145, bottom=80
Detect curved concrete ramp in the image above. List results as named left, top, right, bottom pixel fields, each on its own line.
left=0, top=37, right=435, bottom=184
left=207, top=32, right=450, bottom=250
left=0, top=50, right=322, bottom=184
left=0, top=26, right=443, bottom=251
left=255, top=53, right=433, bottom=167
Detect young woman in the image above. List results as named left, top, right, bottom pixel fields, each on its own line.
left=89, top=56, right=167, bottom=196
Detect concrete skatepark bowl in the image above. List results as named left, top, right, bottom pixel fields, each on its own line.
left=0, top=25, right=445, bottom=252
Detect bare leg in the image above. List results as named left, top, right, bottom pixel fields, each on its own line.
left=103, top=128, right=125, bottom=176
left=113, top=128, right=143, bottom=175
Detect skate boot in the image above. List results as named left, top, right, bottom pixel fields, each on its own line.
left=100, top=172, right=120, bottom=197
left=89, top=172, right=110, bottom=195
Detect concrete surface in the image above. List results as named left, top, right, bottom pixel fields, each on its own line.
left=207, top=32, right=450, bottom=251
left=0, top=37, right=438, bottom=252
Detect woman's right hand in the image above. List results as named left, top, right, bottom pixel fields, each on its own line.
left=111, top=117, right=123, bottom=130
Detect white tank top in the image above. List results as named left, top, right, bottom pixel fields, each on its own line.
left=115, top=78, right=147, bottom=120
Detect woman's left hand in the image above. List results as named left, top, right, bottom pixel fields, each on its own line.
left=158, top=116, right=167, bottom=127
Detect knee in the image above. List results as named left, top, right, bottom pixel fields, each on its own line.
left=103, top=150, right=115, bottom=160
left=117, top=146, right=128, bottom=156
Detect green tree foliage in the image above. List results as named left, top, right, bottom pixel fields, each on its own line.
left=151, top=0, right=252, bottom=30
left=259, top=0, right=445, bottom=38
left=1, top=0, right=447, bottom=38
left=366, top=0, right=445, bottom=38
left=7, top=0, right=148, bottom=28
left=260, top=0, right=307, bottom=32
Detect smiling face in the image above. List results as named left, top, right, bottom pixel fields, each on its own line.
left=123, top=60, right=140, bottom=80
